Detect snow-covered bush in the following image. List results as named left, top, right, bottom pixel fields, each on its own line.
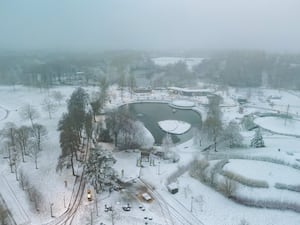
left=239, top=219, right=250, bottom=225
left=209, top=159, right=229, bottom=187
left=190, top=159, right=228, bottom=187
left=218, top=178, right=237, bottom=197
left=190, top=159, right=239, bottom=198
left=222, top=121, right=244, bottom=148
left=221, top=170, right=269, bottom=188
left=17, top=168, right=45, bottom=213
left=241, top=115, right=256, bottom=130
left=28, top=186, right=45, bottom=213
left=117, top=121, right=154, bottom=150
left=189, top=159, right=210, bottom=182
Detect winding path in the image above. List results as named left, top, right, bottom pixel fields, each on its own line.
left=0, top=106, right=9, bottom=121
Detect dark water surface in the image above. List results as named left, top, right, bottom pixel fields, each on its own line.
left=120, top=102, right=202, bottom=144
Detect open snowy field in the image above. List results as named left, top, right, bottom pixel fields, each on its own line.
left=254, top=116, right=300, bottom=136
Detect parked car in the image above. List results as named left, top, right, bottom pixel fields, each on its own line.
left=87, top=189, right=92, bottom=201
left=142, top=192, right=152, bottom=201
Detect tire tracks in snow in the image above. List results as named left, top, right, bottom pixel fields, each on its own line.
left=0, top=175, right=31, bottom=225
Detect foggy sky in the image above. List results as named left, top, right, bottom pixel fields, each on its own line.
left=0, top=0, right=299, bottom=52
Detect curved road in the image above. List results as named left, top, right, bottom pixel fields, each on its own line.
left=44, top=141, right=91, bottom=225
left=0, top=106, right=9, bottom=121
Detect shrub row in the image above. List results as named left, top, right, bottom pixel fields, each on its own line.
left=208, top=154, right=300, bottom=170
left=231, top=195, right=300, bottom=213
left=221, top=170, right=269, bottom=188
left=189, top=159, right=236, bottom=197
left=19, top=169, right=45, bottom=213
left=189, top=159, right=210, bottom=182
left=275, top=183, right=300, bottom=193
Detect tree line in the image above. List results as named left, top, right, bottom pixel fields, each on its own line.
left=194, top=50, right=300, bottom=89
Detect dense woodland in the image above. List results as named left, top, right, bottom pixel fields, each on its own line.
left=0, top=50, right=300, bottom=89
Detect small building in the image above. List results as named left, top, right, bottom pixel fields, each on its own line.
left=134, top=87, right=152, bottom=93
left=168, top=87, right=213, bottom=97
left=140, top=149, right=151, bottom=162
left=167, top=183, right=179, bottom=194
left=237, top=97, right=247, bottom=105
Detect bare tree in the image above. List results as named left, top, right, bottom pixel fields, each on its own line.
left=128, top=73, right=136, bottom=98
left=203, top=95, right=223, bottom=151
left=218, top=178, right=237, bottom=197
left=27, top=185, right=45, bottom=212
left=161, top=133, right=173, bottom=159
left=18, top=168, right=29, bottom=191
left=105, top=108, right=135, bottom=147
left=42, top=97, right=56, bottom=119
left=1, top=123, right=18, bottom=173
left=19, top=104, right=40, bottom=127
left=118, top=73, right=126, bottom=100
left=222, top=121, right=243, bottom=148
left=30, top=124, right=47, bottom=169
left=50, top=90, right=65, bottom=105
left=15, top=126, right=31, bottom=162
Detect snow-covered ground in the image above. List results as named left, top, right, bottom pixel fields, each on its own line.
left=170, top=100, right=195, bottom=108
left=224, top=159, right=300, bottom=186
left=1, top=84, right=300, bottom=225
left=158, top=120, right=191, bottom=135
left=254, top=116, right=300, bottom=136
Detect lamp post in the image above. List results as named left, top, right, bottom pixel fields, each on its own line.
left=50, top=203, right=54, bottom=217
left=95, top=198, right=99, bottom=217
left=157, top=161, right=161, bottom=175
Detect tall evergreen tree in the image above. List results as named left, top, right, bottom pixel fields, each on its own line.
left=250, top=128, right=265, bottom=148
left=85, top=146, right=117, bottom=193
left=67, top=87, right=89, bottom=138
left=57, top=112, right=81, bottom=176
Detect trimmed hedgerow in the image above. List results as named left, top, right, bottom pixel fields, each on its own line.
left=231, top=195, right=300, bottom=213
left=221, top=170, right=269, bottom=188
left=189, top=159, right=210, bottom=183
left=208, top=154, right=300, bottom=171
left=190, top=159, right=231, bottom=191
left=275, top=183, right=300, bottom=193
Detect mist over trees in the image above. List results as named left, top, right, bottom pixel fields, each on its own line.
left=1, top=50, right=300, bottom=90
left=194, top=51, right=300, bottom=89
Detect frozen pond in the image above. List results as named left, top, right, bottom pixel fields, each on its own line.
left=120, top=102, right=202, bottom=144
